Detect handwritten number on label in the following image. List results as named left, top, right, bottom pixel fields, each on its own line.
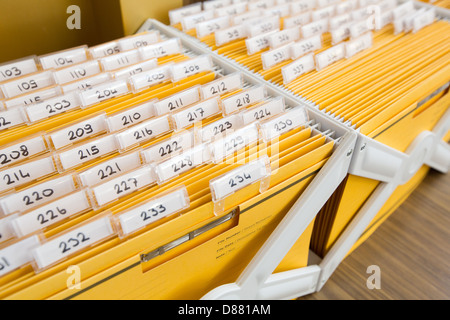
left=37, top=207, right=67, bottom=225
left=59, top=232, right=90, bottom=254
left=228, top=172, right=252, bottom=188
left=140, top=204, right=167, bottom=221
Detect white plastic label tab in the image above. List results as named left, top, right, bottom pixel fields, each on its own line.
left=0, top=214, right=18, bottom=244
left=283, top=12, right=312, bottom=29
left=48, top=113, right=107, bottom=150
left=349, top=18, right=373, bottom=39
left=0, top=57, right=38, bottom=82
left=240, top=96, right=285, bottom=125
left=0, top=108, right=26, bottom=131
left=336, top=0, right=357, bottom=15
left=181, top=10, right=215, bottom=31
left=141, top=131, right=194, bottom=163
left=291, top=35, right=322, bottom=59
left=99, top=49, right=141, bottom=71
left=412, top=8, right=435, bottom=33
left=25, top=92, right=81, bottom=123
left=376, top=11, right=393, bottom=30
left=301, top=19, right=329, bottom=38
left=112, top=58, right=158, bottom=80
left=221, top=85, right=266, bottom=115
left=259, top=107, right=308, bottom=141
left=331, top=24, right=351, bottom=44
left=0, top=156, right=56, bottom=193
left=402, top=8, right=425, bottom=33
left=0, top=135, right=47, bottom=169
left=282, top=53, right=315, bottom=84
left=61, top=73, right=111, bottom=93
left=53, top=60, right=102, bottom=85
left=118, top=31, right=160, bottom=51
left=10, top=190, right=91, bottom=238
left=261, top=42, right=293, bottom=70
left=138, top=38, right=182, bottom=60
left=171, top=97, right=221, bottom=130
left=169, top=3, right=202, bottom=25
left=129, top=64, right=172, bottom=93
left=0, top=235, right=40, bottom=276
left=0, top=70, right=55, bottom=99
left=91, top=166, right=155, bottom=207
left=0, top=174, right=77, bottom=216
left=345, top=32, right=373, bottom=58
left=290, top=0, right=316, bottom=14
left=201, top=72, right=242, bottom=99
left=210, top=156, right=271, bottom=202
left=78, top=151, right=142, bottom=187
left=267, top=4, right=290, bottom=17
left=116, top=187, right=189, bottom=237
left=170, top=55, right=213, bottom=82
left=232, top=10, right=262, bottom=25
left=247, top=15, right=280, bottom=38
left=198, top=114, right=240, bottom=142
left=88, top=41, right=120, bottom=59
left=203, top=0, right=231, bottom=10
left=247, top=0, right=274, bottom=10
left=154, top=144, right=211, bottom=184
left=211, top=123, right=259, bottom=163
left=106, top=100, right=155, bottom=132
left=314, top=43, right=345, bottom=71
left=351, top=7, right=374, bottom=21
left=317, top=0, right=340, bottom=7
left=329, top=13, right=353, bottom=30
left=392, top=1, right=414, bottom=20
left=311, top=5, right=336, bottom=21
left=196, top=16, right=230, bottom=38
left=268, top=27, right=301, bottom=49
left=215, top=25, right=247, bottom=47
left=153, top=86, right=200, bottom=116
left=32, top=215, right=114, bottom=271
left=115, top=115, right=171, bottom=151
left=78, top=79, right=130, bottom=108
left=39, top=46, right=88, bottom=69
left=245, top=30, right=278, bottom=55
left=58, top=134, right=117, bottom=171
left=215, top=2, right=247, bottom=16
left=4, top=86, right=61, bottom=109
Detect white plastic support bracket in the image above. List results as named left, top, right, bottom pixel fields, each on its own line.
left=349, top=108, right=450, bottom=184
left=201, top=129, right=357, bottom=300
left=317, top=108, right=450, bottom=290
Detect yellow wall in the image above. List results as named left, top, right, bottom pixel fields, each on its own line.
left=120, top=0, right=184, bottom=35
left=0, top=0, right=184, bottom=64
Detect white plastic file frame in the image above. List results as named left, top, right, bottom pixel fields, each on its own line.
left=136, top=4, right=450, bottom=298
left=137, top=18, right=357, bottom=300
left=181, top=2, right=448, bottom=299
left=152, top=0, right=450, bottom=300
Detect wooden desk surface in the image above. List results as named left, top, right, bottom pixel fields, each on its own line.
left=301, top=169, right=450, bottom=300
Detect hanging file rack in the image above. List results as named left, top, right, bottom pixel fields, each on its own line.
left=147, top=0, right=450, bottom=300
left=0, top=15, right=356, bottom=300
left=136, top=18, right=359, bottom=300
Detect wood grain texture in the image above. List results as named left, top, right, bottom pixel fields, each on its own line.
left=300, top=169, right=450, bottom=300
